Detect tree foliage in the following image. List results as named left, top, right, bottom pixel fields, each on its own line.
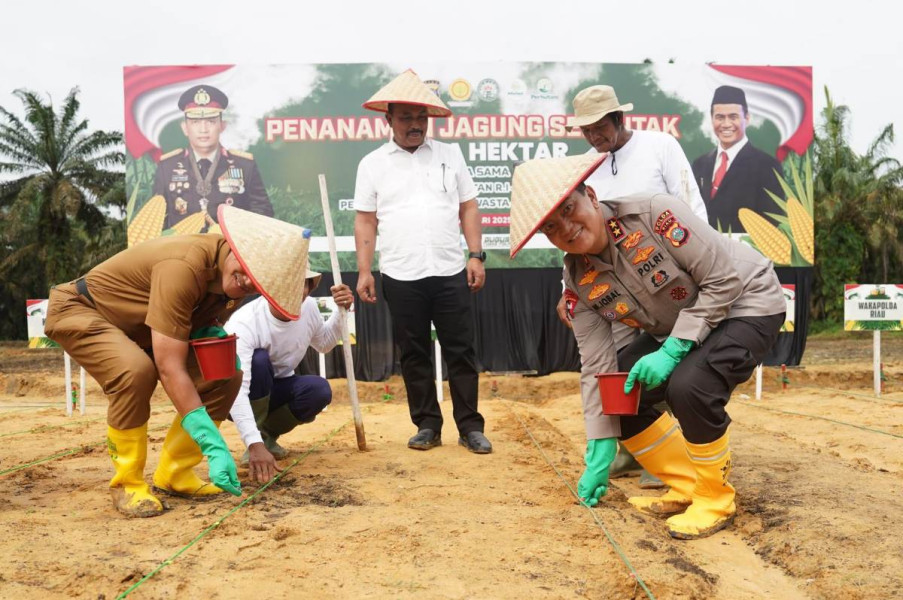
left=0, top=88, right=125, bottom=339
left=811, top=87, right=903, bottom=322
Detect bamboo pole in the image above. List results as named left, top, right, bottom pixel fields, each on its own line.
left=318, top=174, right=367, bottom=450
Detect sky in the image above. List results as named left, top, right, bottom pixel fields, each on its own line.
left=1, top=0, right=901, bottom=159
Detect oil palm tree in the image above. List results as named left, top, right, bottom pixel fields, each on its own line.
left=0, top=87, right=124, bottom=338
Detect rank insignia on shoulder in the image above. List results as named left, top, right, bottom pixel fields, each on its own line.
left=579, top=268, right=600, bottom=286
left=651, top=270, right=670, bottom=288
left=620, top=318, right=641, bottom=328
left=665, top=222, right=690, bottom=247
left=622, top=231, right=643, bottom=250
left=653, top=210, right=676, bottom=234
left=632, top=246, right=656, bottom=264
left=607, top=218, right=626, bottom=242
left=670, top=286, right=688, bottom=301
left=228, top=148, right=254, bottom=160
left=588, top=283, right=611, bottom=300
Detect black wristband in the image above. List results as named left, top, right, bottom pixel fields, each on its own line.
left=468, top=251, right=486, bottom=262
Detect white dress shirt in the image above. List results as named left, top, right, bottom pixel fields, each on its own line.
left=225, top=296, right=343, bottom=448
left=354, top=137, right=477, bottom=281
left=711, top=136, right=749, bottom=179
left=585, top=130, right=708, bottom=221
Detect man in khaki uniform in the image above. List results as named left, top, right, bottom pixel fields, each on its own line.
left=509, top=155, right=785, bottom=539
left=44, top=206, right=312, bottom=517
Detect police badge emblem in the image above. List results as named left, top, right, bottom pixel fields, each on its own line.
left=175, top=197, right=188, bottom=215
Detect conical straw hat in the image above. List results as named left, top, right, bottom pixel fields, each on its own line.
left=508, top=154, right=605, bottom=258
left=363, top=69, right=452, bottom=117
left=218, top=205, right=311, bottom=320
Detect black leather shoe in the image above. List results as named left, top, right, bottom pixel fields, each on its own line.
left=408, top=429, right=441, bottom=450
left=458, top=431, right=492, bottom=454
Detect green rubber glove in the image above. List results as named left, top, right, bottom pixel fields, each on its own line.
left=577, top=438, right=618, bottom=507
left=190, top=325, right=241, bottom=370
left=625, top=336, right=694, bottom=393
left=181, top=406, right=242, bottom=496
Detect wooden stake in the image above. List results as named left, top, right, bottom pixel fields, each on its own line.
left=318, top=174, right=367, bottom=450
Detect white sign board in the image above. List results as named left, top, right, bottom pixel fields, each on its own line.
left=844, top=284, right=903, bottom=331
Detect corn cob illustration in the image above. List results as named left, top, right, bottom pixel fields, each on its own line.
left=206, top=223, right=222, bottom=235
left=738, top=208, right=792, bottom=265
left=170, top=211, right=207, bottom=236
left=127, top=195, right=166, bottom=247
left=786, top=197, right=814, bottom=264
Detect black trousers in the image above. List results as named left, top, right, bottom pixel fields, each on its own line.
left=382, top=270, right=484, bottom=436
left=617, top=314, right=784, bottom=444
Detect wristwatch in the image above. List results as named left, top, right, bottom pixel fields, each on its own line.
left=468, top=251, right=487, bottom=262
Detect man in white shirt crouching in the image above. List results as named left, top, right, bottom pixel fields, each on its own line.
left=225, top=268, right=354, bottom=483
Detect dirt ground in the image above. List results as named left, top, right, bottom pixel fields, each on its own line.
left=1, top=337, right=902, bottom=599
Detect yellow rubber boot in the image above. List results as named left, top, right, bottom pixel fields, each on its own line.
left=107, top=424, right=164, bottom=518
left=667, top=431, right=736, bottom=540
left=152, top=415, right=223, bottom=499
left=621, top=413, right=696, bottom=516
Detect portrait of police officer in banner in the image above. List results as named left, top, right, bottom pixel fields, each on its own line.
left=152, top=85, right=274, bottom=232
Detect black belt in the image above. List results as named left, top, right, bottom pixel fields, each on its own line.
left=75, top=277, right=95, bottom=306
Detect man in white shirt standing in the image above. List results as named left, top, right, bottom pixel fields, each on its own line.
left=559, top=85, right=709, bottom=487
left=225, top=268, right=354, bottom=483
left=353, top=69, right=491, bottom=454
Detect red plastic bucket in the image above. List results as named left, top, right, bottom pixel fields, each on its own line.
left=594, top=372, right=640, bottom=415
left=190, top=334, right=238, bottom=381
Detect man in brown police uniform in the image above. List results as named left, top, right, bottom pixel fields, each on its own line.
left=152, top=85, right=274, bottom=231
left=44, top=206, right=312, bottom=518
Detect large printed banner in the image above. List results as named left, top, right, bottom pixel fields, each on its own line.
left=844, top=284, right=903, bottom=331
left=124, top=62, right=813, bottom=272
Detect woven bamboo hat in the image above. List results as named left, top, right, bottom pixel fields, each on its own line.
left=218, top=205, right=312, bottom=320
left=363, top=69, right=452, bottom=118
left=566, top=85, right=634, bottom=130
left=508, top=154, right=605, bottom=258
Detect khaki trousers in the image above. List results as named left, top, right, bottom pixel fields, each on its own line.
left=44, top=283, right=241, bottom=429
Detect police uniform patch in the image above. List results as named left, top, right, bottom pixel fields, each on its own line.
left=602, top=310, right=617, bottom=321
left=665, top=222, right=690, bottom=247
left=622, top=231, right=644, bottom=250
left=615, top=302, right=629, bottom=315
left=632, top=246, right=656, bottom=265
left=654, top=210, right=676, bottom=234
left=621, top=318, right=641, bottom=328
left=579, top=268, right=599, bottom=286
left=564, top=289, right=579, bottom=319
left=175, top=197, right=187, bottom=215
left=607, top=218, right=626, bottom=243
left=651, top=270, right=670, bottom=287
left=588, top=283, right=611, bottom=300
left=670, top=286, right=688, bottom=301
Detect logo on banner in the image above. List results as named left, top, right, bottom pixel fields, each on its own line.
left=449, top=79, right=473, bottom=102
left=507, top=79, right=527, bottom=97
left=477, top=78, right=499, bottom=102
left=532, top=77, right=558, bottom=100
left=424, top=79, right=441, bottom=96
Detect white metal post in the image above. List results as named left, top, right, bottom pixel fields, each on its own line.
left=64, top=352, right=73, bottom=416
left=434, top=335, right=443, bottom=404
left=755, top=363, right=763, bottom=400
left=874, top=329, right=881, bottom=397
left=79, top=366, right=86, bottom=415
